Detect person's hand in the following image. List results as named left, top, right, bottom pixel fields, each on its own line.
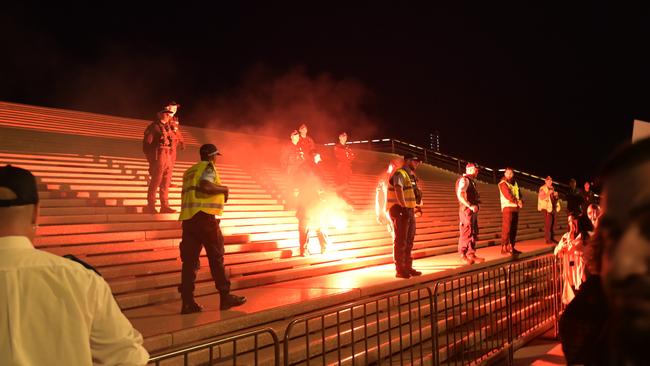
left=517, top=200, right=523, bottom=208
left=470, top=205, right=479, bottom=213
left=223, top=187, right=229, bottom=203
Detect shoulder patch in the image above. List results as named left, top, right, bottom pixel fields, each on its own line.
left=63, top=254, right=102, bottom=277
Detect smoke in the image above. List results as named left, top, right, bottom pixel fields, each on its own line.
left=196, top=66, right=379, bottom=143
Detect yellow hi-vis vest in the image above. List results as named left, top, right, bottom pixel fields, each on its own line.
left=387, top=168, right=417, bottom=208
left=179, top=161, right=225, bottom=221
left=499, top=180, right=520, bottom=210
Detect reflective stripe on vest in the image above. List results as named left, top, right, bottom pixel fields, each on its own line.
left=179, top=161, right=225, bottom=220
left=499, top=180, right=520, bottom=210
left=387, top=169, right=417, bottom=208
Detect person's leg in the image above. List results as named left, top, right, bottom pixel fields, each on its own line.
left=179, top=217, right=204, bottom=312
left=458, top=207, right=473, bottom=263
left=146, top=156, right=163, bottom=212
left=501, top=208, right=512, bottom=253
left=405, top=208, right=420, bottom=275
left=544, top=211, right=552, bottom=243
left=510, top=210, right=521, bottom=254
left=390, top=205, right=409, bottom=276
left=159, top=152, right=174, bottom=212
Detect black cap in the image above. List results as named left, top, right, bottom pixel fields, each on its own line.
left=166, top=100, right=181, bottom=107
left=200, top=144, right=222, bottom=160
left=0, top=165, right=39, bottom=207
left=403, top=153, right=421, bottom=161
left=159, top=109, right=174, bottom=114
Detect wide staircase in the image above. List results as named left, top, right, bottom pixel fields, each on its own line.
left=0, top=101, right=567, bottom=364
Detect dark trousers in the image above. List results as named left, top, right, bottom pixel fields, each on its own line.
left=501, top=207, right=519, bottom=248
left=544, top=210, right=556, bottom=243
left=458, top=206, right=479, bottom=256
left=147, top=149, right=173, bottom=207
left=390, top=205, right=416, bottom=272
left=179, top=212, right=230, bottom=303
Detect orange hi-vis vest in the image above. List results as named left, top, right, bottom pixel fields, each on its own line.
left=387, top=168, right=417, bottom=208
left=179, top=161, right=225, bottom=220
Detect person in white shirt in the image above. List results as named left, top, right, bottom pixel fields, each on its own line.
left=0, top=165, right=149, bottom=366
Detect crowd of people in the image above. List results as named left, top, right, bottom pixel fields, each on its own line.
left=2, top=97, right=648, bottom=364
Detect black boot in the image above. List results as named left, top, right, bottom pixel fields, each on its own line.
left=220, top=293, right=247, bottom=310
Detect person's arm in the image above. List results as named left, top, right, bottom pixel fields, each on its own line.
left=394, top=185, right=407, bottom=207
left=90, top=277, right=149, bottom=366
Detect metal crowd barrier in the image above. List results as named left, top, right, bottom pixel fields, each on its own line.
left=147, top=254, right=563, bottom=366
left=147, top=328, right=280, bottom=366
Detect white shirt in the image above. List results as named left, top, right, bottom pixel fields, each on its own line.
left=0, top=236, right=149, bottom=366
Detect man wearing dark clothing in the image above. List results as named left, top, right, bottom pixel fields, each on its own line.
left=142, top=110, right=176, bottom=214
left=566, top=178, right=584, bottom=217
left=177, top=144, right=246, bottom=314
left=165, top=101, right=184, bottom=167
left=581, top=181, right=597, bottom=213
left=387, top=154, right=423, bottom=278
left=498, top=168, right=523, bottom=255
left=456, top=163, right=485, bottom=265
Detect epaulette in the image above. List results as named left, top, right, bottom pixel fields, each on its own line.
left=63, top=254, right=102, bottom=277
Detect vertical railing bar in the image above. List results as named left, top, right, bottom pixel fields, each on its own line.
left=363, top=303, right=368, bottom=365
left=254, top=334, right=259, bottom=365
left=321, top=316, right=326, bottom=366
left=398, top=293, right=404, bottom=365
left=233, top=339, right=237, bottom=366
left=351, top=305, right=356, bottom=366
left=376, top=299, right=381, bottom=366
left=306, top=319, right=310, bottom=366
left=418, top=289, right=424, bottom=362
left=408, top=290, right=414, bottom=363
left=337, top=311, right=341, bottom=364
left=388, top=297, right=393, bottom=361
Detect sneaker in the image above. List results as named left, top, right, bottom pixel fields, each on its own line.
left=160, top=206, right=177, bottom=214
left=511, top=248, right=522, bottom=255
left=468, top=254, right=485, bottom=263
left=220, top=294, right=247, bottom=310
left=460, top=255, right=474, bottom=265
left=180, top=301, right=203, bottom=314
left=396, top=271, right=411, bottom=279
left=143, top=206, right=158, bottom=214
left=409, top=268, right=422, bottom=276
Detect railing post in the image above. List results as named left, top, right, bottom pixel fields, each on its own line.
left=553, top=258, right=562, bottom=339
left=505, top=265, right=514, bottom=365
left=391, top=139, right=395, bottom=154
left=424, top=148, right=428, bottom=164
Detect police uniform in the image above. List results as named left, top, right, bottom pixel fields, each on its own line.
left=387, top=166, right=418, bottom=278
left=178, top=144, right=246, bottom=313
left=142, top=111, right=175, bottom=213
left=457, top=173, right=480, bottom=258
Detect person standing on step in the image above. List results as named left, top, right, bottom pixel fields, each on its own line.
left=456, top=163, right=486, bottom=265
left=295, top=170, right=330, bottom=256
left=498, top=167, right=523, bottom=255
left=0, top=165, right=149, bottom=365
left=333, top=131, right=355, bottom=204
left=538, top=176, right=561, bottom=244
left=177, top=144, right=246, bottom=314
left=142, top=109, right=176, bottom=214
left=280, top=130, right=306, bottom=203
left=165, top=101, right=185, bottom=180
left=387, top=153, right=423, bottom=278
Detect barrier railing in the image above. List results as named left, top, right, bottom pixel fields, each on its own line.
left=147, top=328, right=280, bottom=366
left=283, top=286, right=434, bottom=365
left=323, top=138, right=572, bottom=195
left=147, top=254, right=563, bottom=365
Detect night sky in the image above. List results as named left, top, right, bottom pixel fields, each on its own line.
left=2, top=2, right=649, bottom=185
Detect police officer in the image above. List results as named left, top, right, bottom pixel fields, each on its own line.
left=142, top=109, right=176, bottom=214
left=387, top=153, right=422, bottom=279
left=498, top=167, right=523, bottom=255
left=177, top=144, right=246, bottom=314
left=165, top=101, right=185, bottom=170
left=456, top=163, right=486, bottom=265
left=333, top=131, right=355, bottom=203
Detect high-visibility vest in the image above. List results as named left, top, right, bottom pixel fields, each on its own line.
left=538, top=185, right=561, bottom=213
left=387, top=168, right=417, bottom=208
left=499, top=179, right=520, bottom=210
left=179, top=161, right=225, bottom=220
